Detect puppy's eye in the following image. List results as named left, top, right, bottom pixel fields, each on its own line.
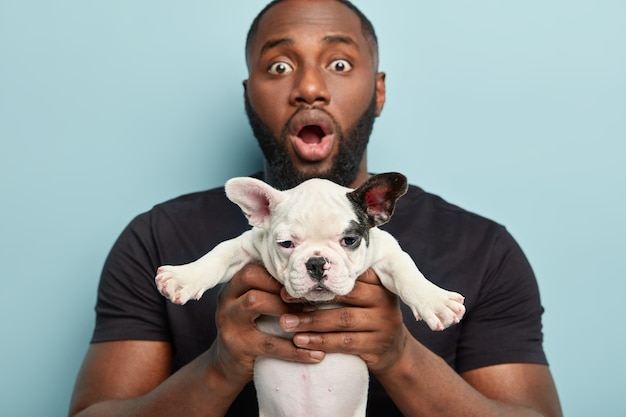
left=341, top=236, right=361, bottom=248
left=278, top=240, right=294, bottom=249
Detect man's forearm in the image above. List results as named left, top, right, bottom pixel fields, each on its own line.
left=71, top=347, right=246, bottom=417
left=374, top=337, right=560, bottom=417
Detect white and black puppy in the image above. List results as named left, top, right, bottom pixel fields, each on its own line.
left=156, top=172, right=465, bottom=417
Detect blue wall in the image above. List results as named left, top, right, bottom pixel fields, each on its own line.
left=1, top=1, right=624, bottom=415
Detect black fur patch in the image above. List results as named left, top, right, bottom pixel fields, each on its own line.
left=347, top=191, right=374, bottom=232
left=345, top=219, right=370, bottom=247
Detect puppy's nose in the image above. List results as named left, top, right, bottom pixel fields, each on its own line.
left=306, top=257, right=329, bottom=281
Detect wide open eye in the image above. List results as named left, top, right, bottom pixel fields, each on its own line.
left=328, top=59, right=352, bottom=73
left=268, top=61, right=293, bottom=75
left=278, top=240, right=295, bottom=249
left=341, top=235, right=361, bottom=249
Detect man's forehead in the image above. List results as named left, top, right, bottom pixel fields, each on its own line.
left=250, top=0, right=364, bottom=54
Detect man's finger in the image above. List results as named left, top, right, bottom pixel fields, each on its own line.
left=254, top=332, right=326, bottom=363
left=280, top=306, right=373, bottom=333
left=356, top=268, right=382, bottom=285
left=291, top=331, right=368, bottom=356
left=230, top=263, right=283, bottom=296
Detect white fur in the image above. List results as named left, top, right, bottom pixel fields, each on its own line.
left=155, top=176, right=465, bottom=417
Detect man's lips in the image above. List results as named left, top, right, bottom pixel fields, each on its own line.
left=287, top=109, right=335, bottom=162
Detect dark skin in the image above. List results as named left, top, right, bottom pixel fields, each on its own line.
left=244, top=0, right=385, bottom=187
left=69, top=1, right=562, bottom=416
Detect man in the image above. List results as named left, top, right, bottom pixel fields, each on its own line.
left=69, top=0, right=562, bottom=416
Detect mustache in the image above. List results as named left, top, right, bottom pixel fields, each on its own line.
left=244, top=92, right=377, bottom=190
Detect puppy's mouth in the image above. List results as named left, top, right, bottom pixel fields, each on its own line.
left=312, top=282, right=330, bottom=292
left=303, top=284, right=338, bottom=302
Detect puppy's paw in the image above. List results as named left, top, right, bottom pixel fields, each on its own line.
left=429, top=291, right=465, bottom=331
left=407, top=287, right=466, bottom=331
left=155, top=265, right=207, bottom=305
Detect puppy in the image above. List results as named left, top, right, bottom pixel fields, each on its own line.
left=156, top=172, right=465, bottom=417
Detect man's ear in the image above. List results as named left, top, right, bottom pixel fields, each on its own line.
left=375, top=72, right=386, bottom=117
left=225, top=177, right=283, bottom=227
left=347, top=172, right=407, bottom=227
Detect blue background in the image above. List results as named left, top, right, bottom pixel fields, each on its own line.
left=1, top=1, right=624, bottom=415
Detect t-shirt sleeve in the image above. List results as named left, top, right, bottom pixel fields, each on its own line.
left=455, top=227, right=548, bottom=372
left=91, top=212, right=171, bottom=343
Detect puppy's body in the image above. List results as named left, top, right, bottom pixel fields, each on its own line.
left=255, top=313, right=368, bottom=417
left=156, top=173, right=465, bottom=417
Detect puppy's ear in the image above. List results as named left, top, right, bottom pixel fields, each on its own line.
left=225, top=178, right=283, bottom=227
left=347, top=173, right=408, bottom=227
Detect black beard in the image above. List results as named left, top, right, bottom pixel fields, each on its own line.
left=244, top=94, right=377, bottom=190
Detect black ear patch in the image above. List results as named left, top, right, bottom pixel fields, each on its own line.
left=347, top=172, right=408, bottom=228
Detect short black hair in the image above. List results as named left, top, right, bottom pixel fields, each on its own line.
left=245, top=0, right=379, bottom=69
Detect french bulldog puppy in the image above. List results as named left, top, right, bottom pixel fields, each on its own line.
left=156, top=172, right=465, bottom=417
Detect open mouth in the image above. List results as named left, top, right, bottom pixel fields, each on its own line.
left=288, top=109, right=335, bottom=162
left=297, top=125, right=327, bottom=145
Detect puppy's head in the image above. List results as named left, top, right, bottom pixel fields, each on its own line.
left=225, top=173, right=407, bottom=302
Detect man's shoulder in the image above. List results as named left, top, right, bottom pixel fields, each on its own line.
left=385, top=182, right=515, bottom=268
left=149, top=172, right=265, bottom=218
left=152, top=186, right=229, bottom=215
left=396, top=183, right=504, bottom=232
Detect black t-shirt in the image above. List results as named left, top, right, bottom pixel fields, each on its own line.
left=92, top=176, right=547, bottom=416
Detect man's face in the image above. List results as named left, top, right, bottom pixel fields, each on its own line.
left=244, top=0, right=386, bottom=189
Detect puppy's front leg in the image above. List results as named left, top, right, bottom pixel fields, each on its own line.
left=370, top=230, right=465, bottom=331
left=155, top=230, right=258, bottom=304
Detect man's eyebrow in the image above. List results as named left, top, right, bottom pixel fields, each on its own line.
left=261, top=38, right=294, bottom=54
left=260, top=35, right=358, bottom=54
left=322, top=35, right=359, bottom=48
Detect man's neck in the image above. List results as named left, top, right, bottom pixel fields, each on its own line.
left=262, top=163, right=370, bottom=190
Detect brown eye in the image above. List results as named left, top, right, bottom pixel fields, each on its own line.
left=268, top=62, right=293, bottom=75
left=329, top=59, right=352, bottom=73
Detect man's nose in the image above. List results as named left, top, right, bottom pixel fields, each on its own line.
left=289, top=65, right=330, bottom=106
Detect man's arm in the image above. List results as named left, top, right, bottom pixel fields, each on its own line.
left=376, top=335, right=562, bottom=416
left=69, top=264, right=325, bottom=417
left=68, top=340, right=243, bottom=417
left=281, top=272, right=563, bottom=417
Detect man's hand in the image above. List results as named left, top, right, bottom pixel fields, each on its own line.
left=278, top=269, right=408, bottom=373
left=211, top=263, right=326, bottom=387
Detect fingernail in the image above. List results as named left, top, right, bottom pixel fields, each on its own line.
left=293, top=334, right=309, bottom=346
left=309, top=350, right=325, bottom=360
left=283, top=315, right=300, bottom=330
